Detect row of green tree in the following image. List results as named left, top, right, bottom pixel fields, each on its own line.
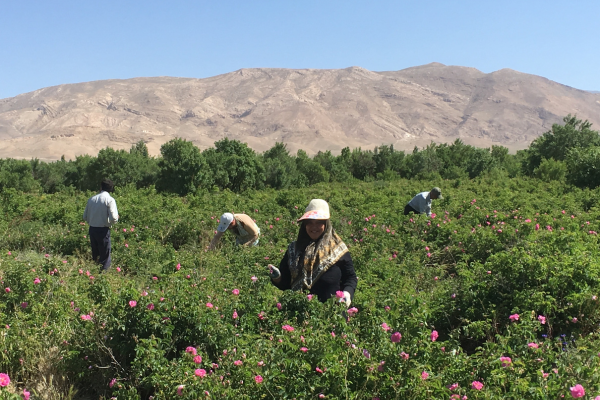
left=0, top=115, right=598, bottom=194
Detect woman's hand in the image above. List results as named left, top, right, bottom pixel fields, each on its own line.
left=342, top=291, right=352, bottom=307
left=268, top=264, right=281, bottom=279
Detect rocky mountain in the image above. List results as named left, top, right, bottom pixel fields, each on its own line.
left=1, top=63, right=599, bottom=160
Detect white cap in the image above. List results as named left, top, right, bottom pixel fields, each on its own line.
left=298, top=199, right=330, bottom=221
left=217, top=213, right=234, bottom=232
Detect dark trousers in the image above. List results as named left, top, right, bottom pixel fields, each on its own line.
left=89, top=226, right=111, bottom=270
left=404, top=204, right=420, bottom=215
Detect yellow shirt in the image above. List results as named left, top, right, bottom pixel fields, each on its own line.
left=232, top=214, right=260, bottom=245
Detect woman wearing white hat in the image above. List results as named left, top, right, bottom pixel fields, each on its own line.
left=268, top=199, right=357, bottom=306
left=208, top=212, right=260, bottom=250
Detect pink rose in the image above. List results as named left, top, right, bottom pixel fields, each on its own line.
left=129, top=300, right=137, bottom=307
left=509, top=314, right=519, bottom=321
left=471, top=381, right=483, bottom=390
left=0, top=373, right=10, bottom=387
left=570, top=384, right=585, bottom=398
left=232, top=289, right=240, bottom=295
left=254, top=375, right=263, bottom=384
left=500, top=356, right=512, bottom=367
left=421, top=371, right=429, bottom=380
left=390, top=332, right=402, bottom=343
left=194, top=368, right=206, bottom=377
left=430, top=330, right=439, bottom=342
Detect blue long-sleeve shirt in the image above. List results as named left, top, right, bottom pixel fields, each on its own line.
left=83, top=191, right=119, bottom=227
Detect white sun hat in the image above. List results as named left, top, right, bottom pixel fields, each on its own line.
left=217, top=213, right=234, bottom=232
left=297, top=199, right=330, bottom=221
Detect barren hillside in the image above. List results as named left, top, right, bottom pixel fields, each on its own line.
left=1, top=63, right=599, bottom=160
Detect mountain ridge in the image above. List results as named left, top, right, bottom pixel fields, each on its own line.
left=1, top=63, right=599, bottom=160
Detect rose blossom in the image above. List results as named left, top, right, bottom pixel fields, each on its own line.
left=194, top=368, right=206, bottom=377
left=570, top=384, right=585, bottom=398
left=0, top=373, right=10, bottom=387
left=500, top=356, right=512, bottom=367
left=390, top=332, right=402, bottom=343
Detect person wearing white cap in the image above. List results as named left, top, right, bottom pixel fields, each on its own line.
left=268, top=199, right=357, bottom=307
left=404, top=187, right=443, bottom=217
left=207, top=212, right=260, bottom=250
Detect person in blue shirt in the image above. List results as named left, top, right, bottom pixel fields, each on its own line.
left=83, top=179, right=119, bottom=270
left=404, top=187, right=443, bottom=217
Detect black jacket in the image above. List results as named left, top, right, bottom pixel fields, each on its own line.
left=272, top=250, right=357, bottom=303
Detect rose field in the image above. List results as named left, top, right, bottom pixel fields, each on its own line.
left=2, top=174, right=600, bottom=399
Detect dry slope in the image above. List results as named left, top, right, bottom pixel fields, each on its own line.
left=1, top=63, right=599, bottom=160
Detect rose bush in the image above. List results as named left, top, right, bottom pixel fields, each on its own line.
left=2, top=177, right=600, bottom=398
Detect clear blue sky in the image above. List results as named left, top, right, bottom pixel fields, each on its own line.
left=1, top=0, right=599, bottom=99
